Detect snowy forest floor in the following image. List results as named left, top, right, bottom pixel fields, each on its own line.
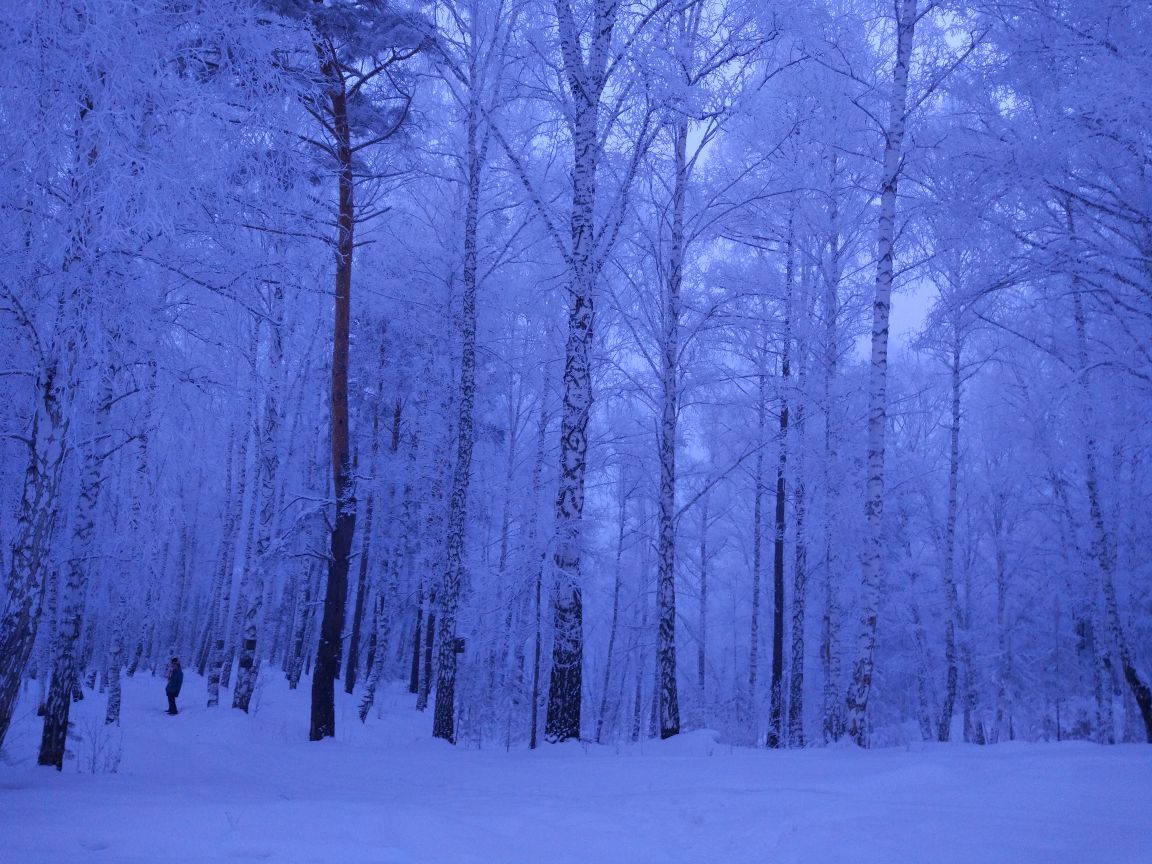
left=1, top=676, right=1149, bottom=864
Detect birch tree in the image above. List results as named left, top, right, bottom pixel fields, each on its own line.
left=431, top=0, right=518, bottom=745
left=844, top=0, right=920, bottom=746
left=533, top=0, right=662, bottom=742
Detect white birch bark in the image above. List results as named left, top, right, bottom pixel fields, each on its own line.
left=820, top=156, right=845, bottom=744
left=103, top=596, right=127, bottom=726
left=233, top=299, right=283, bottom=713
left=697, top=486, right=711, bottom=727
left=207, top=425, right=246, bottom=707
left=105, top=362, right=159, bottom=720
left=526, top=402, right=549, bottom=749
left=655, top=111, right=687, bottom=740
left=39, top=369, right=112, bottom=768
left=360, top=427, right=403, bottom=722
left=0, top=358, right=69, bottom=749
left=544, top=1, right=603, bottom=738
left=846, top=0, right=919, bottom=747
left=434, top=29, right=492, bottom=739
left=991, top=491, right=1013, bottom=741
left=543, top=0, right=662, bottom=742
left=596, top=470, right=631, bottom=742
left=937, top=338, right=962, bottom=741
left=787, top=288, right=810, bottom=747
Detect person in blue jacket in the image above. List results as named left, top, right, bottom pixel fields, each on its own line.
left=165, top=657, right=183, bottom=715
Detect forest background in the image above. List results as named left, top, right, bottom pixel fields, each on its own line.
left=1, top=0, right=1150, bottom=769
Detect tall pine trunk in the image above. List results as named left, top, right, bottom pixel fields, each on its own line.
left=310, top=71, right=358, bottom=741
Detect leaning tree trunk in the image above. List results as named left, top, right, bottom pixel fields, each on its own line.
left=597, top=471, right=630, bottom=742
left=1070, top=280, right=1152, bottom=741
left=39, top=370, right=110, bottom=769
left=845, top=0, right=918, bottom=747
left=0, top=360, right=67, bottom=751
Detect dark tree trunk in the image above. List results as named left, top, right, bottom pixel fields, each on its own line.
left=417, top=609, right=436, bottom=712
left=788, top=404, right=808, bottom=748
left=768, top=228, right=794, bottom=749
left=408, top=586, right=423, bottom=695
left=655, top=116, right=687, bottom=741
left=345, top=491, right=374, bottom=694
left=311, top=80, right=357, bottom=742
left=749, top=368, right=767, bottom=722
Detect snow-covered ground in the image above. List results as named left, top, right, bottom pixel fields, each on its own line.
left=1, top=676, right=1149, bottom=864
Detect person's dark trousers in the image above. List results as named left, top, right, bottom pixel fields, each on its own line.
left=167, top=693, right=178, bottom=714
